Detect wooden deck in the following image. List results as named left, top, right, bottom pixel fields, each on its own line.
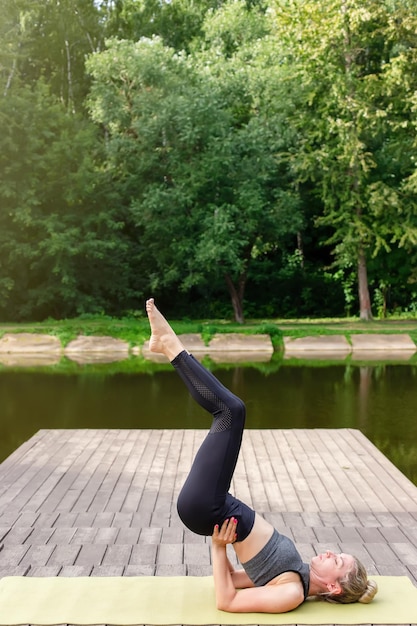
left=1, top=428, right=417, bottom=626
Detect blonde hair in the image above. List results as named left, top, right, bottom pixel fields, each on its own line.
left=324, top=557, right=378, bottom=604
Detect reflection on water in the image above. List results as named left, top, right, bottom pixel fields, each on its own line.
left=0, top=361, right=416, bottom=485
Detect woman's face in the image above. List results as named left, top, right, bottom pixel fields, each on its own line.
left=310, top=550, right=355, bottom=592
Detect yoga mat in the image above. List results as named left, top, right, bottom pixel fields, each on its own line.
left=0, top=575, right=416, bottom=625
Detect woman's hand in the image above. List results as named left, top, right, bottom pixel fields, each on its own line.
left=212, top=518, right=238, bottom=547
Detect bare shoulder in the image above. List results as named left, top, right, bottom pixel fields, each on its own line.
left=218, top=579, right=304, bottom=614
left=270, top=577, right=305, bottom=607
left=268, top=571, right=304, bottom=587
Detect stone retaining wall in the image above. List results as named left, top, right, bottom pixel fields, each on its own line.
left=0, top=332, right=416, bottom=366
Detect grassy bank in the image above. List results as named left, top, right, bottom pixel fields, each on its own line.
left=1, top=314, right=417, bottom=350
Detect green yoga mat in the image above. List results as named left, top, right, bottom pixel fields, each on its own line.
left=0, top=575, right=416, bottom=625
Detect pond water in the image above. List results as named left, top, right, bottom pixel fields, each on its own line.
left=1, top=360, right=416, bottom=485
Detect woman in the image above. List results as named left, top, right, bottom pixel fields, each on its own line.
left=146, top=298, right=378, bottom=614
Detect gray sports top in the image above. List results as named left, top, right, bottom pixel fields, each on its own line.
left=242, top=529, right=310, bottom=599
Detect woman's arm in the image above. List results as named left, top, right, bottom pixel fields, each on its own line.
left=211, top=519, right=240, bottom=606
left=231, top=569, right=255, bottom=589
left=211, top=519, right=304, bottom=613
left=225, top=548, right=254, bottom=589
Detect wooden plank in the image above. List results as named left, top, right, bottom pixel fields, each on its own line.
left=54, top=513, right=78, bottom=527
left=48, top=528, right=77, bottom=544
left=120, top=430, right=154, bottom=513
left=240, top=431, right=269, bottom=511
left=1, top=526, right=33, bottom=545
left=27, top=565, right=61, bottom=576
left=39, top=430, right=101, bottom=513
left=269, top=431, right=303, bottom=511
left=285, top=429, right=346, bottom=512
left=112, top=512, right=133, bottom=527
left=150, top=430, right=177, bottom=526
left=24, top=528, right=54, bottom=545
left=20, top=544, right=55, bottom=567
left=115, top=528, right=140, bottom=544
left=91, top=527, right=118, bottom=544
left=48, top=545, right=81, bottom=566
left=70, top=528, right=97, bottom=544
left=344, top=429, right=417, bottom=511
left=14, top=511, right=40, bottom=526
left=0, top=430, right=75, bottom=511
left=231, top=442, right=253, bottom=510
left=391, top=542, right=417, bottom=565
left=92, top=565, right=124, bottom=576
left=88, top=434, right=136, bottom=514
left=286, top=431, right=334, bottom=512
left=279, top=431, right=314, bottom=511
left=92, top=512, right=115, bottom=527
left=132, top=430, right=164, bottom=521
left=153, top=430, right=183, bottom=522
left=70, top=431, right=125, bottom=513
left=306, top=429, right=370, bottom=511
left=0, top=545, right=29, bottom=567
left=75, top=544, right=107, bottom=566
left=252, top=431, right=286, bottom=511
left=157, top=543, right=183, bottom=566
left=0, top=431, right=53, bottom=482
left=102, top=545, right=132, bottom=566
left=129, top=544, right=157, bottom=565
left=59, top=565, right=92, bottom=576
left=139, top=528, right=162, bottom=544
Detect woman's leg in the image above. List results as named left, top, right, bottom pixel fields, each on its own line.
left=146, top=299, right=255, bottom=539
left=172, top=350, right=247, bottom=533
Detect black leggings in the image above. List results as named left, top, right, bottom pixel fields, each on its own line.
left=174, top=350, right=256, bottom=541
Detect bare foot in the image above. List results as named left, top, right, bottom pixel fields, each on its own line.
left=146, top=298, right=185, bottom=360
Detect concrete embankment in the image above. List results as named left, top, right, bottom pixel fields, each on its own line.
left=0, top=331, right=416, bottom=365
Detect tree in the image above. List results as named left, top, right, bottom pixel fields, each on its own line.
left=0, top=81, right=132, bottom=320
left=86, top=2, right=302, bottom=322
left=0, top=0, right=103, bottom=111
left=270, top=0, right=417, bottom=319
left=102, top=0, right=268, bottom=52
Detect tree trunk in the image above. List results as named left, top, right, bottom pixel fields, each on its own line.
left=224, top=272, right=246, bottom=324
left=342, top=5, right=372, bottom=322
left=296, top=231, right=305, bottom=269
left=4, top=57, right=17, bottom=96
left=357, top=246, right=373, bottom=320
left=65, top=39, right=75, bottom=114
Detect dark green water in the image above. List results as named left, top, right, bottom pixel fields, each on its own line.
left=1, top=362, right=416, bottom=485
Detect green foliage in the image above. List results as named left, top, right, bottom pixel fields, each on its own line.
left=253, top=323, right=283, bottom=349
left=1, top=0, right=417, bottom=322
left=0, top=80, right=134, bottom=321
left=86, top=13, right=302, bottom=322
left=269, top=0, right=417, bottom=317
left=200, top=0, right=270, bottom=56
left=1, top=0, right=102, bottom=111
left=103, top=0, right=224, bottom=52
